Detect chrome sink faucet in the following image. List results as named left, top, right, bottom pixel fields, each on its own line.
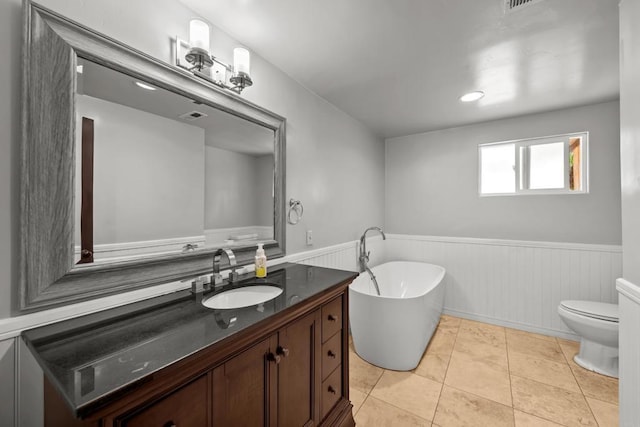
left=213, top=248, right=238, bottom=287
left=359, top=226, right=386, bottom=295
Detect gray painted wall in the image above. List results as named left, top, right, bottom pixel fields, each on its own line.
left=204, top=147, right=272, bottom=229
left=0, top=0, right=385, bottom=318
left=75, top=95, right=205, bottom=245
left=256, top=155, right=275, bottom=227
left=385, top=101, right=621, bottom=244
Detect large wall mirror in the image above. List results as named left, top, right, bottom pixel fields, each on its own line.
left=19, top=2, right=286, bottom=311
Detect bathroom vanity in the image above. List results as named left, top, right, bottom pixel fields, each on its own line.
left=23, top=263, right=357, bottom=426
left=18, top=4, right=359, bottom=425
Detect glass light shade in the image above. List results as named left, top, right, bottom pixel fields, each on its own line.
left=460, top=91, right=485, bottom=102
left=134, top=81, right=157, bottom=91
left=234, top=48, right=251, bottom=75
left=189, top=19, right=210, bottom=51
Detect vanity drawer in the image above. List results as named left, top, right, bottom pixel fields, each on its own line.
left=321, top=365, right=342, bottom=419
left=121, top=375, right=208, bottom=426
left=322, top=331, right=342, bottom=380
left=321, top=296, right=342, bottom=342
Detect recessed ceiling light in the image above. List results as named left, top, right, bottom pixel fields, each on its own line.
left=460, top=91, right=485, bottom=102
left=134, top=81, right=156, bottom=91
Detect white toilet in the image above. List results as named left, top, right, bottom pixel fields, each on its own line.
left=557, top=300, right=619, bottom=378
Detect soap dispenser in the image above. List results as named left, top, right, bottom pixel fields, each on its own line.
left=255, top=243, right=267, bottom=278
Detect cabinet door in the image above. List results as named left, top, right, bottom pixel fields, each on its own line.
left=121, top=375, right=209, bottom=427
left=276, top=310, right=321, bottom=427
left=212, top=337, right=276, bottom=427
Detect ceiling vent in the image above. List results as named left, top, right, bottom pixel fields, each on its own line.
left=179, top=111, right=208, bottom=121
left=505, top=0, right=543, bottom=13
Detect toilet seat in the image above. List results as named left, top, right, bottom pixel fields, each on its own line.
left=560, top=300, right=618, bottom=323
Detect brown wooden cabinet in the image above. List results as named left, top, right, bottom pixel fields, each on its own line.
left=121, top=375, right=210, bottom=427
left=45, top=283, right=354, bottom=427
left=212, top=337, right=273, bottom=426
left=276, top=310, right=321, bottom=426
left=211, top=305, right=346, bottom=426
left=212, top=310, right=321, bottom=427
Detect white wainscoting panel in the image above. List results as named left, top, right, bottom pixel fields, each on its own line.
left=617, top=278, right=640, bottom=427
left=287, top=241, right=359, bottom=272
left=385, top=234, right=622, bottom=337
left=287, top=235, right=386, bottom=273
left=0, top=338, right=15, bottom=426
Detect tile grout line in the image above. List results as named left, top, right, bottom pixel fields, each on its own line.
left=555, top=337, right=603, bottom=425
left=504, top=326, right=517, bottom=426
left=444, top=384, right=516, bottom=411
left=353, top=393, right=367, bottom=418
left=361, top=394, right=433, bottom=424
left=357, top=324, right=441, bottom=423
left=509, top=371, right=585, bottom=396
left=446, top=331, right=572, bottom=427
left=506, top=346, right=584, bottom=394
left=368, top=317, right=461, bottom=423
left=431, top=316, right=462, bottom=422
left=348, top=334, right=381, bottom=418
left=507, top=378, right=577, bottom=426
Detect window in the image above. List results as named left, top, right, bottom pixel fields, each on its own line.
left=479, top=132, right=588, bottom=195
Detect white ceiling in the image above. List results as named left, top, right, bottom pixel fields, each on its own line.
left=178, top=0, right=620, bottom=138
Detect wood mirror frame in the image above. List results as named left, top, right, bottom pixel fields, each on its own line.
left=19, top=1, right=286, bottom=311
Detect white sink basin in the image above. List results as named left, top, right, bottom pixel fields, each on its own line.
left=202, top=285, right=283, bottom=310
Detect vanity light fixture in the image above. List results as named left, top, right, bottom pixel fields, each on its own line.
left=175, top=19, right=253, bottom=94
left=460, top=90, right=485, bottom=102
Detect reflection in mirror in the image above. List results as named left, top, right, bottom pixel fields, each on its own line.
left=74, top=59, right=275, bottom=264
left=20, top=2, right=285, bottom=310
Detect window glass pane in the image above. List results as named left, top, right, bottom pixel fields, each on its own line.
left=528, top=142, right=564, bottom=189
left=480, top=144, right=515, bottom=194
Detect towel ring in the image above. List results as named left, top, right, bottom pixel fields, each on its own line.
left=287, top=199, right=304, bottom=225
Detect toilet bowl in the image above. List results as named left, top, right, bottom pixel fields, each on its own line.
left=557, top=300, right=618, bottom=378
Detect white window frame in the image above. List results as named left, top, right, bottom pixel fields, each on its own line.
left=478, top=131, right=589, bottom=196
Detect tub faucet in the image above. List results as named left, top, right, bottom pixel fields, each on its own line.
left=359, top=226, right=386, bottom=272
left=213, top=248, right=238, bottom=287
left=359, top=226, right=386, bottom=295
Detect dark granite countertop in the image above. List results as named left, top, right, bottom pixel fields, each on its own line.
left=22, top=263, right=357, bottom=417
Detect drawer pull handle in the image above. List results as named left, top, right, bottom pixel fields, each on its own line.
left=267, top=352, right=281, bottom=364
left=277, top=346, right=290, bottom=357
left=327, top=314, right=338, bottom=322
left=328, top=385, right=337, bottom=394
left=327, top=350, right=336, bottom=358
left=164, top=422, right=176, bottom=427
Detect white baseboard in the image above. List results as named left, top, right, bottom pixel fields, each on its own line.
left=442, top=308, right=579, bottom=341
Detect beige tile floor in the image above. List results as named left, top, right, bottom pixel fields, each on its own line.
left=349, top=315, right=619, bottom=427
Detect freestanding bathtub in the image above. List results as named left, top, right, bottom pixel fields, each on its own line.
left=349, top=261, right=446, bottom=370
